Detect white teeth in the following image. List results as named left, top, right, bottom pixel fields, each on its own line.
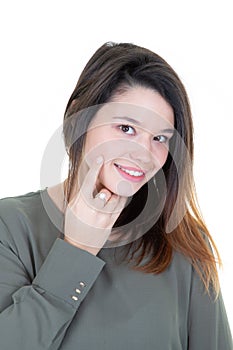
left=116, top=164, right=144, bottom=177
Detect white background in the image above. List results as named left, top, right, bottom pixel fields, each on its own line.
left=0, top=0, right=232, bottom=332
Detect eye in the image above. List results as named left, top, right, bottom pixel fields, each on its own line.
left=154, top=135, right=169, bottom=143
left=118, top=124, right=135, bottom=135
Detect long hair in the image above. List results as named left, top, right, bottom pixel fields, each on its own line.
left=62, top=42, right=221, bottom=295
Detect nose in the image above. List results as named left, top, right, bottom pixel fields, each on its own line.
left=127, top=136, right=154, bottom=165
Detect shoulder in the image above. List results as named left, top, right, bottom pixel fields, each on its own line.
left=0, top=189, right=43, bottom=208
left=0, top=190, right=44, bottom=225
left=0, top=189, right=62, bottom=273
left=167, top=248, right=215, bottom=302
left=0, top=189, right=52, bottom=248
left=169, top=250, right=193, bottom=280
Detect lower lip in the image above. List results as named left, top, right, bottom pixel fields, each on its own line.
left=114, top=164, right=145, bottom=182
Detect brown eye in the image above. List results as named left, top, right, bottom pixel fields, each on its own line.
left=154, top=135, right=168, bottom=143
left=118, top=125, right=135, bottom=135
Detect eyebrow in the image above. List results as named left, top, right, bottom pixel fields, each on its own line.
left=112, top=116, right=175, bottom=134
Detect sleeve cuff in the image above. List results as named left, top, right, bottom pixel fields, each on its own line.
left=33, top=238, right=105, bottom=309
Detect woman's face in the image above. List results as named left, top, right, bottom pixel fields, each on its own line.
left=82, top=86, right=174, bottom=197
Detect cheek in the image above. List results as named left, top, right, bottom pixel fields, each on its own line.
left=84, top=139, right=129, bottom=167
left=153, top=145, right=169, bottom=169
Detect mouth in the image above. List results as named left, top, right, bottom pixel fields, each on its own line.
left=114, top=163, right=146, bottom=182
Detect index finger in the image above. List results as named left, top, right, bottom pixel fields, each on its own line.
left=80, top=155, right=105, bottom=199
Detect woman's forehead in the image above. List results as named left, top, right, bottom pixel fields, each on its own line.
left=89, top=102, right=175, bottom=134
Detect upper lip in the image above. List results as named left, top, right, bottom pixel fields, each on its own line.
left=114, top=163, right=146, bottom=174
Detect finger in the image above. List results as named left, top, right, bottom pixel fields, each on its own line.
left=104, top=194, right=128, bottom=216
left=112, top=196, right=128, bottom=215
left=94, top=189, right=112, bottom=209
left=79, top=155, right=105, bottom=199
left=102, top=193, right=119, bottom=212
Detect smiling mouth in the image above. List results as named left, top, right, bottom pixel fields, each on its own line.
left=114, top=163, right=145, bottom=180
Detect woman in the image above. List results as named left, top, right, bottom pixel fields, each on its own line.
left=0, top=42, right=232, bottom=349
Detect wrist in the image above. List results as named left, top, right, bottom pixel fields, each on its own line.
left=64, top=236, right=100, bottom=256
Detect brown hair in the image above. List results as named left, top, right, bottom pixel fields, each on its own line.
left=63, top=42, right=221, bottom=295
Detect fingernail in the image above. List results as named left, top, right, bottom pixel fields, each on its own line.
left=96, top=156, right=103, bottom=164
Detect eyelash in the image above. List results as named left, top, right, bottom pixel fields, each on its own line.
left=117, top=124, right=169, bottom=143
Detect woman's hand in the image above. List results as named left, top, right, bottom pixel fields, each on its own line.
left=64, top=156, right=127, bottom=255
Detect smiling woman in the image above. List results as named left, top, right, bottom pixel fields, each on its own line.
left=81, top=87, right=174, bottom=198
left=0, top=42, right=232, bottom=349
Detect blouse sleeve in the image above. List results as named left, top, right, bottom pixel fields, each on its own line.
left=188, top=265, right=233, bottom=349
left=0, top=216, right=105, bottom=350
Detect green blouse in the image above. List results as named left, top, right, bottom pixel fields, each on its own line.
left=0, top=189, right=232, bottom=349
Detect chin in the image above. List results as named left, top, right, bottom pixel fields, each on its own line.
left=102, top=179, right=141, bottom=197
